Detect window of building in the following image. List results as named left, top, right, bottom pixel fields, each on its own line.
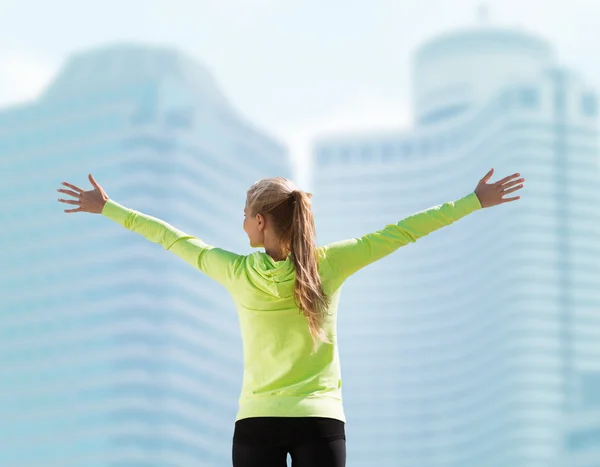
left=339, top=147, right=351, bottom=162
left=581, top=93, right=598, bottom=117
left=360, top=145, right=371, bottom=161
left=381, top=143, right=394, bottom=161
left=419, top=103, right=469, bottom=125
left=165, top=108, right=193, bottom=128
left=130, top=104, right=156, bottom=125
left=519, top=87, right=539, bottom=108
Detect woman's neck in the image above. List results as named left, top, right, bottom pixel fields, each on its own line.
left=265, top=247, right=289, bottom=262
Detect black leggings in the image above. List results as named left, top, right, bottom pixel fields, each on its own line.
left=232, top=416, right=346, bottom=467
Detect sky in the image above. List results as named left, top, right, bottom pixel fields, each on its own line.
left=1, top=0, right=599, bottom=188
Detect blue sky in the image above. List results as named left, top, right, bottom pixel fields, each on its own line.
left=0, top=0, right=598, bottom=187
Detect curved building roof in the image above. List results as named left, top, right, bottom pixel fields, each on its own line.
left=415, top=27, right=552, bottom=63
left=41, top=43, right=229, bottom=107
left=411, top=27, right=555, bottom=125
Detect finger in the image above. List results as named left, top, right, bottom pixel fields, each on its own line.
left=62, top=181, right=84, bottom=193
left=502, top=184, right=524, bottom=195
left=500, top=178, right=525, bottom=190
left=89, top=173, right=100, bottom=190
left=58, top=198, right=80, bottom=205
left=499, top=176, right=525, bottom=189
left=481, top=168, right=494, bottom=183
left=495, top=173, right=520, bottom=186
left=64, top=207, right=83, bottom=213
left=501, top=195, right=521, bottom=203
left=57, top=188, right=80, bottom=198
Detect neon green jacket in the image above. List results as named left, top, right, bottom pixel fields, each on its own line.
left=101, top=192, right=482, bottom=423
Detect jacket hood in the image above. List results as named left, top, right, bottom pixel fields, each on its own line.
left=246, top=251, right=296, bottom=299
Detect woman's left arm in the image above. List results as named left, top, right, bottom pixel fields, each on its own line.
left=58, top=174, right=241, bottom=288
left=101, top=199, right=241, bottom=287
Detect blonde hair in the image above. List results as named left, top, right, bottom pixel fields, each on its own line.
left=246, top=177, right=333, bottom=352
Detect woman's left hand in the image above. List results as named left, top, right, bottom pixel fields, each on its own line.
left=57, top=173, right=109, bottom=214
left=474, top=168, right=525, bottom=208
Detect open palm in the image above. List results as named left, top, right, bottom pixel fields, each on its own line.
left=474, top=168, right=525, bottom=208
left=57, top=174, right=109, bottom=214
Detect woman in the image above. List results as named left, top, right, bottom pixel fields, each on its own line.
left=57, top=168, right=524, bottom=467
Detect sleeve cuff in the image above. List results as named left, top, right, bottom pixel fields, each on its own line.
left=101, top=198, right=131, bottom=226
left=454, top=192, right=482, bottom=214
left=464, top=192, right=482, bottom=211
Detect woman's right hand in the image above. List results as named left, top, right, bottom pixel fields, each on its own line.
left=57, top=173, right=109, bottom=214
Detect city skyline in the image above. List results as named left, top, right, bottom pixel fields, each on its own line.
left=1, top=1, right=599, bottom=190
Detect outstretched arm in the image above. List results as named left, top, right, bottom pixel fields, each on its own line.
left=57, top=174, right=240, bottom=288
left=101, top=200, right=240, bottom=287
left=323, top=168, right=524, bottom=285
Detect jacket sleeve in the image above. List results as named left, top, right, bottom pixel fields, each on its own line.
left=322, top=192, right=482, bottom=285
left=101, top=199, right=240, bottom=288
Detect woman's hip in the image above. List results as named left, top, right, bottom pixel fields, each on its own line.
left=233, top=416, right=346, bottom=448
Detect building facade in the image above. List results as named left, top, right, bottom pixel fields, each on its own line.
left=0, top=45, right=291, bottom=466
left=312, top=27, right=600, bottom=467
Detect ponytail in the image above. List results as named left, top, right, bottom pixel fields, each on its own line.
left=289, top=190, right=333, bottom=352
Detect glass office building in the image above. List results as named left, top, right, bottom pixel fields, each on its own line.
left=0, top=44, right=291, bottom=466
left=312, top=27, right=600, bottom=467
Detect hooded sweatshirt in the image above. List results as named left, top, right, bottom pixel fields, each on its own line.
left=101, top=192, right=482, bottom=423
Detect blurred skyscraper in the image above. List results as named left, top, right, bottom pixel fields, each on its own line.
left=312, top=26, right=600, bottom=467
left=0, top=45, right=291, bottom=466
